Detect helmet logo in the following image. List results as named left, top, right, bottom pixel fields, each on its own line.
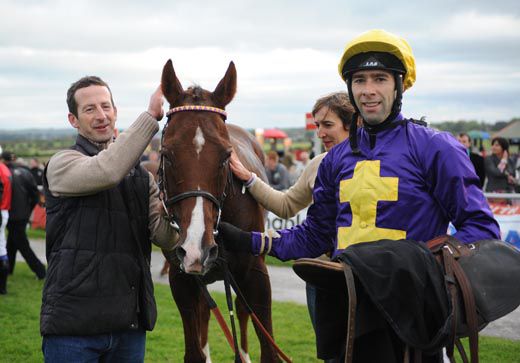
left=361, top=56, right=384, bottom=68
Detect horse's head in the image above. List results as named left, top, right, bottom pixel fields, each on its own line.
left=159, top=59, right=236, bottom=275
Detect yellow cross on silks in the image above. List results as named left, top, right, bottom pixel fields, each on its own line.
left=338, top=160, right=406, bottom=250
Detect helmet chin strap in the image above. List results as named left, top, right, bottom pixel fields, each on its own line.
left=347, top=73, right=404, bottom=154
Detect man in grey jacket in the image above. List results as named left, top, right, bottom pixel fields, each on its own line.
left=41, top=76, right=178, bottom=362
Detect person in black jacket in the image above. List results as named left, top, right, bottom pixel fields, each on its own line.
left=2, top=152, right=46, bottom=279
left=29, top=157, right=44, bottom=186
left=41, top=76, right=177, bottom=362
left=0, top=151, right=12, bottom=294
left=457, top=133, right=486, bottom=188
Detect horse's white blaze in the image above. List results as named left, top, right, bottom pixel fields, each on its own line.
left=193, top=126, right=205, bottom=156
left=203, top=342, right=212, bottom=363
left=182, top=195, right=205, bottom=269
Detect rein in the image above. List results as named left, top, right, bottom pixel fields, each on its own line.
left=158, top=105, right=228, bottom=236
left=197, top=257, right=293, bottom=363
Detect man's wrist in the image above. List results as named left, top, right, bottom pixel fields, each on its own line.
left=145, top=111, right=159, bottom=121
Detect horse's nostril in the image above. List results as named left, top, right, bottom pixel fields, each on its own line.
left=206, top=244, right=219, bottom=265
left=175, top=246, right=187, bottom=263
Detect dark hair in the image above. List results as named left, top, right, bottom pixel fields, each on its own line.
left=311, top=92, right=355, bottom=130
left=458, top=132, right=471, bottom=142
left=66, top=76, right=114, bottom=117
left=1, top=151, right=15, bottom=162
left=491, top=137, right=509, bottom=153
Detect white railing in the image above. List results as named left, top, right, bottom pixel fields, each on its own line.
left=484, top=193, right=520, bottom=200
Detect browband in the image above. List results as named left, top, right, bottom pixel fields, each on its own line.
left=166, top=105, right=227, bottom=119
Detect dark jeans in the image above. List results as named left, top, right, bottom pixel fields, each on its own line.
left=306, top=283, right=317, bottom=330
left=42, top=329, right=146, bottom=362
left=7, top=219, right=46, bottom=279
left=306, top=283, right=340, bottom=363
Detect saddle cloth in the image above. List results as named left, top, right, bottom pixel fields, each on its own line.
left=293, top=238, right=520, bottom=363
left=294, top=240, right=452, bottom=357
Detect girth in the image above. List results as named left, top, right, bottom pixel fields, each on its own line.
left=293, top=258, right=357, bottom=363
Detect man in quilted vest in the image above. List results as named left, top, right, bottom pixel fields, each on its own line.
left=41, top=76, right=178, bottom=362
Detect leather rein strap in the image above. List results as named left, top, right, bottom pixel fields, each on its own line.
left=195, top=276, right=247, bottom=363
left=215, top=258, right=293, bottom=363
left=427, top=236, right=479, bottom=363
left=341, top=262, right=357, bottom=363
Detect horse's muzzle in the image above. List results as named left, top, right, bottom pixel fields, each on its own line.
left=175, top=242, right=219, bottom=275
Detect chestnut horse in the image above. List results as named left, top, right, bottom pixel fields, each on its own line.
left=160, top=60, right=281, bottom=363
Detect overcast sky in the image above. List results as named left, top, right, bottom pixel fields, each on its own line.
left=0, top=0, right=519, bottom=132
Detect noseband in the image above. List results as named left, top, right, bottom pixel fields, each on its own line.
left=158, top=105, right=228, bottom=236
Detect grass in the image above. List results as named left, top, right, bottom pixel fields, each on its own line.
left=0, top=263, right=316, bottom=362
left=3, top=265, right=519, bottom=363
left=265, top=255, right=293, bottom=267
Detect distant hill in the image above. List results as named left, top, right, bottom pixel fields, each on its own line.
left=0, top=128, right=77, bottom=141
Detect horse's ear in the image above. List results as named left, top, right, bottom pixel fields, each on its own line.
left=213, top=61, right=237, bottom=107
left=161, top=59, right=184, bottom=104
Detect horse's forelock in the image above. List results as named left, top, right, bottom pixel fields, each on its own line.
left=184, top=85, right=211, bottom=104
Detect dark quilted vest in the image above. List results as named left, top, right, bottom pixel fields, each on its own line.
left=41, top=135, right=152, bottom=336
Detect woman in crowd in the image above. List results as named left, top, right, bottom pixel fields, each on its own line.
left=485, top=137, right=516, bottom=193
left=230, top=92, right=354, bottom=218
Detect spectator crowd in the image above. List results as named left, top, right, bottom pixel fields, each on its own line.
left=266, top=132, right=520, bottom=200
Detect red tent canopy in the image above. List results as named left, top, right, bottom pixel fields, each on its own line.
left=263, top=128, right=287, bottom=139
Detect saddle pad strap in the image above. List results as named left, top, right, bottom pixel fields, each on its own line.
left=341, top=262, right=357, bottom=363
left=442, top=247, right=458, bottom=360
left=452, top=259, right=479, bottom=363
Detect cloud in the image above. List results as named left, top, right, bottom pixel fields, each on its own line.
left=0, top=1, right=519, bottom=130
left=440, top=11, right=520, bottom=41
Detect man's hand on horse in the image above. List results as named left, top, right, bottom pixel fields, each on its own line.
left=147, top=85, right=164, bottom=121
left=217, top=222, right=253, bottom=253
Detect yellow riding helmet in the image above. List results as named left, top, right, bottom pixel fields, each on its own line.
left=338, top=29, right=416, bottom=90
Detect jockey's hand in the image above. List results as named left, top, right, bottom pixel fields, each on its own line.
left=217, top=222, right=253, bottom=253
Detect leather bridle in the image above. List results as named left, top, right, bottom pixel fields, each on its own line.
left=158, top=105, right=229, bottom=236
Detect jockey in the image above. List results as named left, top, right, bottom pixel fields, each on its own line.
left=220, top=28, right=499, bottom=262
left=218, top=29, right=501, bottom=362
